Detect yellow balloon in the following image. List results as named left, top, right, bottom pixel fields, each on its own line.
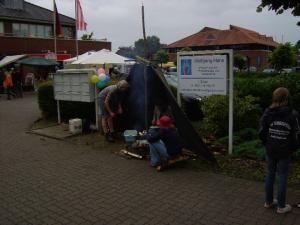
left=90, top=75, right=99, bottom=84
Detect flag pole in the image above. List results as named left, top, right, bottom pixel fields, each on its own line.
left=53, top=0, right=57, bottom=55
left=75, top=0, right=79, bottom=59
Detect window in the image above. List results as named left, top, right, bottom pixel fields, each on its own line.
left=63, top=26, right=73, bottom=39
left=20, top=23, right=29, bottom=36
left=0, top=21, right=3, bottom=34
left=12, top=23, right=20, bottom=36
left=37, top=25, right=44, bottom=37
left=29, top=24, right=36, bottom=37
left=44, top=26, right=52, bottom=38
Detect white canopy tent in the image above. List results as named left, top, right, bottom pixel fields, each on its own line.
left=0, top=55, right=26, bottom=68
left=69, top=49, right=135, bottom=74
left=71, top=49, right=131, bottom=65
left=64, top=51, right=96, bottom=64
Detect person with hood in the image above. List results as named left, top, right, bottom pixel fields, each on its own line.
left=146, top=115, right=182, bottom=171
left=259, top=87, right=299, bottom=214
left=98, top=80, right=129, bottom=142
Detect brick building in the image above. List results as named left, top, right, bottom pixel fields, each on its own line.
left=166, top=25, right=278, bottom=70
left=0, top=0, right=111, bottom=61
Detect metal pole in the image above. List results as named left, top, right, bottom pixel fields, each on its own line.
left=142, top=4, right=148, bottom=59
left=177, top=52, right=181, bottom=106
left=228, top=50, right=234, bottom=155
left=142, top=4, right=148, bottom=130
left=53, top=0, right=57, bottom=55
left=95, top=83, right=99, bottom=130
left=57, top=100, right=61, bottom=124
left=144, top=64, right=148, bottom=130
left=75, top=0, right=79, bottom=59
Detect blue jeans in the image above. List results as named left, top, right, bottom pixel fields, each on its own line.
left=149, top=140, right=170, bottom=167
left=265, top=156, right=290, bottom=208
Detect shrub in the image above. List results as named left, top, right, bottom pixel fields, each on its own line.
left=38, top=80, right=57, bottom=118
left=233, top=140, right=265, bottom=159
left=201, top=95, right=228, bottom=137
left=38, top=81, right=95, bottom=121
left=201, top=95, right=261, bottom=137
left=215, top=128, right=259, bottom=146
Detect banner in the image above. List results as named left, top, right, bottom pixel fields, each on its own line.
left=76, top=0, right=87, bottom=31
left=54, top=0, right=63, bottom=37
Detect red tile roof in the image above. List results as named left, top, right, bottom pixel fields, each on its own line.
left=167, top=25, right=278, bottom=48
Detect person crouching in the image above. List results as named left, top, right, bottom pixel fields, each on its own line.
left=146, top=115, right=182, bottom=171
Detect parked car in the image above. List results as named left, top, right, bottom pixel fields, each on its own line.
left=262, top=68, right=277, bottom=74
left=166, top=66, right=177, bottom=76
left=249, top=66, right=257, bottom=72
left=280, top=68, right=293, bottom=74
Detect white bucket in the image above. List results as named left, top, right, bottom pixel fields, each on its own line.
left=69, top=118, right=82, bottom=134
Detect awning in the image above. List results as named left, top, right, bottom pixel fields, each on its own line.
left=0, top=55, right=26, bottom=68
left=18, top=57, right=59, bottom=66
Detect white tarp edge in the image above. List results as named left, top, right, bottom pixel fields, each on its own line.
left=0, top=55, right=26, bottom=68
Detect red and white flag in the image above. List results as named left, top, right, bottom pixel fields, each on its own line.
left=76, top=0, right=87, bottom=31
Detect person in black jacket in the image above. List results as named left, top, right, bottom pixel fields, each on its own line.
left=146, top=115, right=182, bottom=171
left=259, top=87, right=299, bottom=214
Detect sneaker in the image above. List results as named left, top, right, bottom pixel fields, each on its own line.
left=264, top=199, right=278, bottom=208
left=277, top=204, right=292, bottom=214
left=156, top=165, right=163, bottom=172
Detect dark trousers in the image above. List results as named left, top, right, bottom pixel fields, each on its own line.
left=265, top=156, right=290, bottom=208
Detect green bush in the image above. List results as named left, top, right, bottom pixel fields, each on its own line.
left=38, top=81, right=57, bottom=118
left=215, top=128, right=259, bottom=146
left=201, top=95, right=228, bottom=137
left=201, top=95, right=261, bottom=137
left=235, top=73, right=300, bottom=111
left=37, top=81, right=95, bottom=121
left=233, top=140, right=265, bottom=159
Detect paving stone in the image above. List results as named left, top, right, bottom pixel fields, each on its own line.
left=0, top=93, right=300, bottom=225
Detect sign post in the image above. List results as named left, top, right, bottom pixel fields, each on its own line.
left=177, top=50, right=234, bottom=154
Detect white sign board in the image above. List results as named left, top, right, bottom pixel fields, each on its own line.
left=54, top=69, right=96, bottom=102
left=178, top=54, right=227, bottom=96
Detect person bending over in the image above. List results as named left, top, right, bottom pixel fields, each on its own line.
left=98, top=80, right=129, bottom=142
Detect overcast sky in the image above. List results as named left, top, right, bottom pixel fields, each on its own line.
left=27, top=0, right=299, bottom=50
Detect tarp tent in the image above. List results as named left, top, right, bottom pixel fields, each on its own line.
left=71, top=49, right=131, bottom=65
left=0, top=55, right=26, bottom=68
left=66, top=49, right=135, bottom=74
left=125, top=62, right=216, bottom=163
left=64, top=51, right=96, bottom=64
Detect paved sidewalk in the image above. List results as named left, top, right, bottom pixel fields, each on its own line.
left=0, top=93, right=299, bottom=225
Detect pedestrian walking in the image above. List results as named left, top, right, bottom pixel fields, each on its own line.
left=3, top=70, right=16, bottom=100
left=259, top=87, right=300, bottom=214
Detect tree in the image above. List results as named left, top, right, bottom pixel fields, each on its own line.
left=233, top=54, right=246, bottom=71
left=257, top=1, right=300, bottom=26
left=81, top=32, right=94, bottom=40
left=155, top=49, right=169, bottom=67
left=268, top=43, right=297, bottom=71
left=116, top=46, right=136, bottom=59
left=293, top=40, right=300, bottom=53
left=134, top=35, right=162, bottom=58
